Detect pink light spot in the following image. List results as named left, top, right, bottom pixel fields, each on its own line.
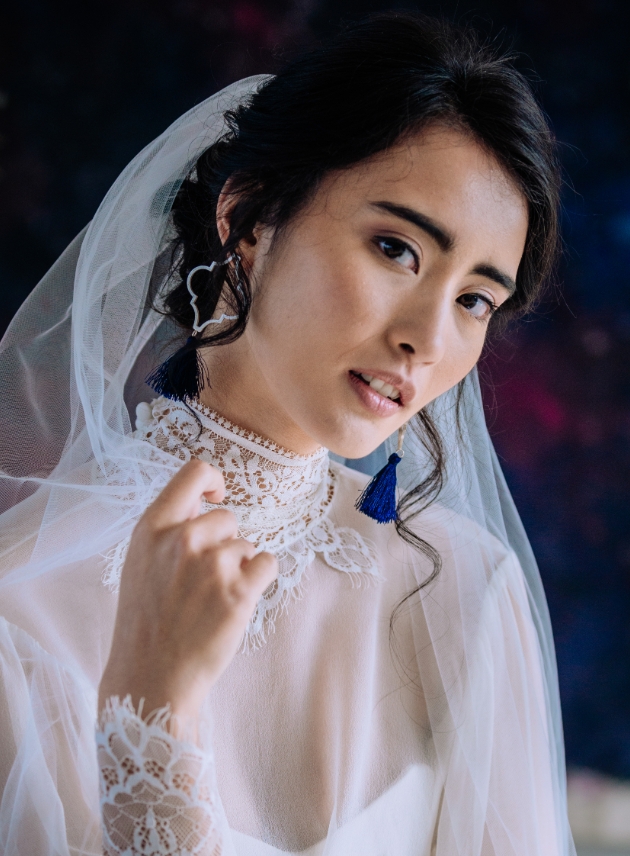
left=233, top=2, right=271, bottom=39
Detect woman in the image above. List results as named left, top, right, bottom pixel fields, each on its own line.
left=0, top=13, right=574, bottom=855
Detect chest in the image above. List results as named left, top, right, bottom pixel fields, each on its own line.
left=210, top=557, right=435, bottom=851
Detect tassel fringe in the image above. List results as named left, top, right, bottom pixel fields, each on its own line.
left=355, top=452, right=401, bottom=524
left=145, top=337, right=208, bottom=401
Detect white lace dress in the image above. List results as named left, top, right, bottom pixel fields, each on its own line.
left=91, top=398, right=559, bottom=856
left=0, top=396, right=562, bottom=855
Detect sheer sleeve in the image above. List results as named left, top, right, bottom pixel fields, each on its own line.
left=0, top=617, right=103, bottom=854
left=432, top=549, right=567, bottom=856
left=96, top=698, right=223, bottom=855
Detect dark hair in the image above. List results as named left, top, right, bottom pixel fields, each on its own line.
left=155, top=12, right=560, bottom=600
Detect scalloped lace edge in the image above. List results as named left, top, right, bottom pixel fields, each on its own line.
left=96, top=695, right=221, bottom=856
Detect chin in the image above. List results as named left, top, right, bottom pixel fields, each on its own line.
left=297, top=401, right=393, bottom=459
left=321, top=430, right=388, bottom=461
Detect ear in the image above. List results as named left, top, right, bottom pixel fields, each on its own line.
left=216, top=182, right=261, bottom=270
left=215, top=180, right=237, bottom=247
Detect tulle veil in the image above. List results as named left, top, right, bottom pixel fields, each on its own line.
left=0, top=76, right=575, bottom=855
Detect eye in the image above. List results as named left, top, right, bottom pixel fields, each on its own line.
left=375, top=236, right=419, bottom=272
left=457, top=292, right=497, bottom=321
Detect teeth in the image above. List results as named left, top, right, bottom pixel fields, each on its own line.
left=359, top=373, right=401, bottom=402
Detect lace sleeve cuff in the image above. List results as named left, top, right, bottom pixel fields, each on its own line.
left=96, top=697, right=222, bottom=855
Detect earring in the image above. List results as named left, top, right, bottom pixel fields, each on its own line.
left=355, top=422, right=407, bottom=524
left=145, top=253, right=242, bottom=402
left=186, top=253, right=241, bottom=332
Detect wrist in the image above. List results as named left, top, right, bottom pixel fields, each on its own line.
left=98, top=660, right=209, bottom=724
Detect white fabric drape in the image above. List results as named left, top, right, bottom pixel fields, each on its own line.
left=0, top=76, right=575, bottom=855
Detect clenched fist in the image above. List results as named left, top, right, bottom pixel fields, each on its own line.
left=98, top=458, right=278, bottom=723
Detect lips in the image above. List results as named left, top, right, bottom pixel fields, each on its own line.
left=354, top=372, right=401, bottom=401
left=349, top=369, right=415, bottom=409
left=348, top=369, right=415, bottom=418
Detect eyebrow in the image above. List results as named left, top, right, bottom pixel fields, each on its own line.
left=371, top=201, right=455, bottom=252
left=370, top=200, right=516, bottom=296
left=471, top=264, right=516, bottom=296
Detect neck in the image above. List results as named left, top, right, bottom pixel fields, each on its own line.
left=197, top=341, right=322, bottom=457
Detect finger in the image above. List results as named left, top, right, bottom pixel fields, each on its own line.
left=145, top=459, right=226, bottom=529
left=180, top=508, right=239, bottom=551
left=206, top=539, right=258, bottom=580
left=242, top=551, right=278, bottom=592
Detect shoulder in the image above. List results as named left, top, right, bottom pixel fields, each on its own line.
left=330, top=456, right=511, bottom=556
left=329, top=457, right=517, bottom=589
left=406, top=499, right=513, bottom=567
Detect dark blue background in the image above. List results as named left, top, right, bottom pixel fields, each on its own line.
left=3, top=0, right=630, bottom=777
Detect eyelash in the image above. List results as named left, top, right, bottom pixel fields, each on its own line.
left=457, top=292, right=498, bottom=322
left=375, top=235, right=498, bottom=322
left=375, top=236, right=419, bottom=272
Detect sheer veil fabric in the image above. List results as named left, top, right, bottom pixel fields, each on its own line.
left=0, top=77, right=575, bottom=854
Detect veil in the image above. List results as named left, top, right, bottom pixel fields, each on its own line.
left=0, top=75, right=575, bottom=855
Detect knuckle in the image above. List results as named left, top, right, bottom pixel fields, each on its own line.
left=131, top=515, right=160, bottom=549
left=211, top=544, right=237, bottom=575
left=239, top=539, right=257, bottom=559
left=208, top=507, right=238, bottom=529
left=175, top=523, right=197, bottom=556
left=229, top=577, right=257, bottom=607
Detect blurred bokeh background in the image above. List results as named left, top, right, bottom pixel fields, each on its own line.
left=3, top=1, right=630, bottom=850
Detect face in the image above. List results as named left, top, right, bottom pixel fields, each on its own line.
left=203, top=125, right=529, bottom=457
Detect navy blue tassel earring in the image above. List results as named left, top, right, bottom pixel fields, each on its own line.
left=145, top=336, right=209, bottom=401
left=146, top=255, right=239, bottom=402
left=355, top=423, right=407, bottom=524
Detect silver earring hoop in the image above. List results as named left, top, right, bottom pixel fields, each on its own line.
left=396, top=422, right=407, bottom=458
left=186, top=253, right=241, bottom=333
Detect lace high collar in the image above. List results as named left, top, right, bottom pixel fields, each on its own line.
left=112, top=396, right=380, bottom=649
left=138, top=397, right=334, bottom=552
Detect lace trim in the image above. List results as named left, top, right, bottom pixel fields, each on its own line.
left=242, top=516, right=379, bottom=649
left=138, top=397, right=334, bottom=550
left=103, top=397, right=380, bottom=649
left=96, top=696, right=221, bottom=856
left=191, top=398, right=324, bottom=462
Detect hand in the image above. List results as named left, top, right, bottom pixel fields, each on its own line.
left=98, top=459, right=278, bottom=722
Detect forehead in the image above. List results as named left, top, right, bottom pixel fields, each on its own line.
left=318, top=124, right=528, bottom=251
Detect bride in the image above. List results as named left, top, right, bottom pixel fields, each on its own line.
left=0, top=12, right=575, bottom=856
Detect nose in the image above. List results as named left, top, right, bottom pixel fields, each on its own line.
left=390, top=287, right=450, bottom=366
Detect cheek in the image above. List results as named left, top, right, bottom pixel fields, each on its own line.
left=252, top=243, right=381, bottom=367
left=428, top=327, right=484, bottom=402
